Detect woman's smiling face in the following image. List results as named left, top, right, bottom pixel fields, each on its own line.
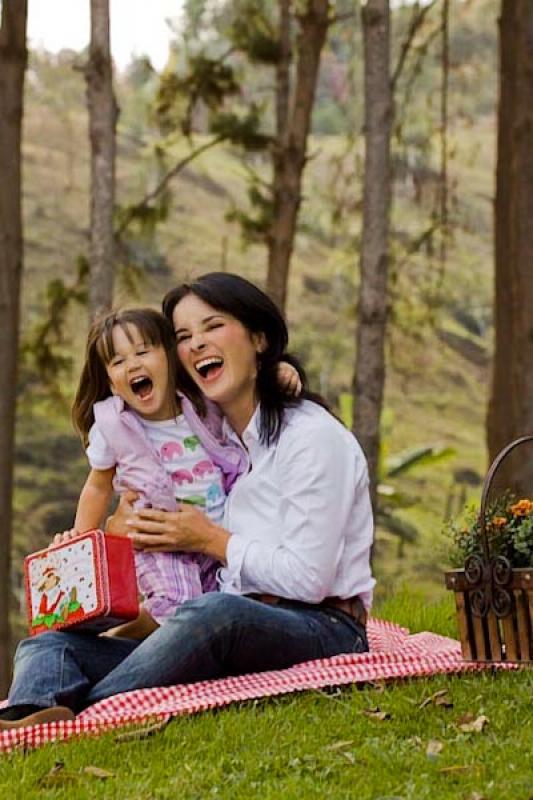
left=173, top=293, right=265, bottom=432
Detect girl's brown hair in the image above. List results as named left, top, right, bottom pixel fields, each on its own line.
left=72, top=308, right=179, bottom=445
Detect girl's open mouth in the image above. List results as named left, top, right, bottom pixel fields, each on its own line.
left=130, top=376, right=154, bottom=399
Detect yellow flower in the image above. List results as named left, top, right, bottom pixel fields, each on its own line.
left=491, top=516, right=508, bottom=527
left=509, top=499, right=533, bottom=517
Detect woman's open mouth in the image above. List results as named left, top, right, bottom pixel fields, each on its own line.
left=195, top=357, right=224, bottom=382
left=130, top=375, right=154, bottom=400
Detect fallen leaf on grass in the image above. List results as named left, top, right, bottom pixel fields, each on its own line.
left=115, top=717, right=171, bottom=742
left=324, top=740, right=354, bottom=751
left=83, top=766, right=115, bottom=780
left=458, top=715, right=489, bottom=733
left=407, top=736, right=423, bottom=748
left=426, top=739, right=444, bottom=758
left=438, top=765, right=476, bottom=775
left=419, top=689, right=453, bottom=709
left=363, top=707, right=391, bottom=721
left=342, top=751, right=356, bottom=765
left=38, top=762, right=79, bottom=788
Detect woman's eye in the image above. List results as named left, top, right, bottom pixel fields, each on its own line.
left=207, top=323, right=223, bottom=331
left=176, top=334, right=191, bottom=343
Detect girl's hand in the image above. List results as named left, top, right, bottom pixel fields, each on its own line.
left=127, top=504, right=230, bottom=564
left=105, top=490, right=139, bottom=536
left=277, top=361, right=302, bottom=396
left=51, top=528, right=82, bottom=547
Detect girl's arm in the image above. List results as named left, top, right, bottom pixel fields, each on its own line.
left=277, top=361, right=302, bottom=395
left=73, top=467, right=115, bottom=533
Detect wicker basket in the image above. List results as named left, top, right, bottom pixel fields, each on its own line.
left=445, top=435, right=533, bottom=662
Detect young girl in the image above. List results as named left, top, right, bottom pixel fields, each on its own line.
left=66, top=307, right=298, bottom=639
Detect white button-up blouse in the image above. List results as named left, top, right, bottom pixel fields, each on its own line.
left=218, top=400, right=375, bottom=608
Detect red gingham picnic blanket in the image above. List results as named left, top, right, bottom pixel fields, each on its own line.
left=0, top=618, right=517, bottom=753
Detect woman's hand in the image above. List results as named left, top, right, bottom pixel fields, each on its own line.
left=127, top=504, right=230, bottom=564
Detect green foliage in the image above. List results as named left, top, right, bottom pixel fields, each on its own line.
left=337, top=394, right=456, bottom=556
left=226, top=179, right=273, bottom=244
left=386, top=445, right=457, bottom=478
left=20, top=257, right=88, bottom=401
left=210, top=105, right=272, bottom=151
left=156, top=57, right=240, bottom=136
left=229, top=0, right=280, bottom=64
left=445, top=495, right=533, bottom=568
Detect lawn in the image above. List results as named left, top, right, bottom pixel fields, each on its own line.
left=1, top=593, right=532, bottom=799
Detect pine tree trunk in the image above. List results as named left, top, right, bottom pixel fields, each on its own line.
left=352, top=0, right=392, bottom=511
left=0, top=0, right=27, bottom=696
left=488, top=0, right=533, bottom=489
left=266, top=0, right=330, bottom=312
left=86, top=0, right=117, bottom=319
left=276, top=0, right=291, bottom=141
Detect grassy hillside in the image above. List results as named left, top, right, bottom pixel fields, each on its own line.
left=13, top=8, right=497, bottom=639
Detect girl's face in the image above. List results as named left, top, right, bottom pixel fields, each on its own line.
left=105, top=324, right=174, bottom=421
left=173, top=294, right=265, bottom=429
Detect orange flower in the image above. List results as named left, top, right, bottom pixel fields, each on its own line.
left=509, top=499, right=533, bottom=517
left=491, top=516, right=508, bottom=527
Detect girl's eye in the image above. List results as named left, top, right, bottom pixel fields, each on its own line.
left=111, top=358, right=124, bottom=367
left=206, top=322, right=223, bottom=331
left=176, top=334, right=191, bottom=343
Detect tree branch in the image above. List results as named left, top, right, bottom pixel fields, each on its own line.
left=115, top=135, right=225, bottom=237
left=391, top=0, right=438, bottom=91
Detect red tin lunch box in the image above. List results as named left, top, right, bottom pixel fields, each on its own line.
left=24, top=530, right=139, bottom=635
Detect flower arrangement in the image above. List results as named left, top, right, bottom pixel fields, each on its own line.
left=447, top=494, right=533, bottom=568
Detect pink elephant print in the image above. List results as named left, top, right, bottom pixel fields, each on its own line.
left=192, top=460, right=215, bottom=478
left=160, top=441, right=184, bottom=461
left=170, top=469, right=194, bottom=486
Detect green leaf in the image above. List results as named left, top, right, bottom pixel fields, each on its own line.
left=385, top=445, right=456, bottom=477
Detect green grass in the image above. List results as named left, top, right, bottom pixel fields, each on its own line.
left=2, top=595, right=532, bottom=799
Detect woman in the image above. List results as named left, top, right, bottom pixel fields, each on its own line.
left=0, top=273, right=374, bottom=729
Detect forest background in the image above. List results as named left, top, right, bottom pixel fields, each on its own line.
left=1, top=0, right=501, bottom=660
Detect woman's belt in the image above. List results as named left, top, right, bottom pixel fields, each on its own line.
left=247, top=593, right=367, bottom=628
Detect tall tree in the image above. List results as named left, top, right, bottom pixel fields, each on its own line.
left=86, top=0, right=117, bottom=319
left=266, top=0, right=330, bottom=311
left=487, top=0, right=533, bottom=486
left=352, top=0, right=392, bottom=510
left=151, top=0, right=332, bottom=313
left=0, top=0, right=28, bottom=694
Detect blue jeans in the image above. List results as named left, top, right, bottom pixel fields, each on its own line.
left=8, top=593, right=367, bottom=712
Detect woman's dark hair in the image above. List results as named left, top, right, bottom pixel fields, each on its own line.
left=72, top=308, right=179, bottom=446
left=162, top=272, right=330, bottom=444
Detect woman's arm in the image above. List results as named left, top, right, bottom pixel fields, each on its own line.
left=108, top=494, right=231, bottom=563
